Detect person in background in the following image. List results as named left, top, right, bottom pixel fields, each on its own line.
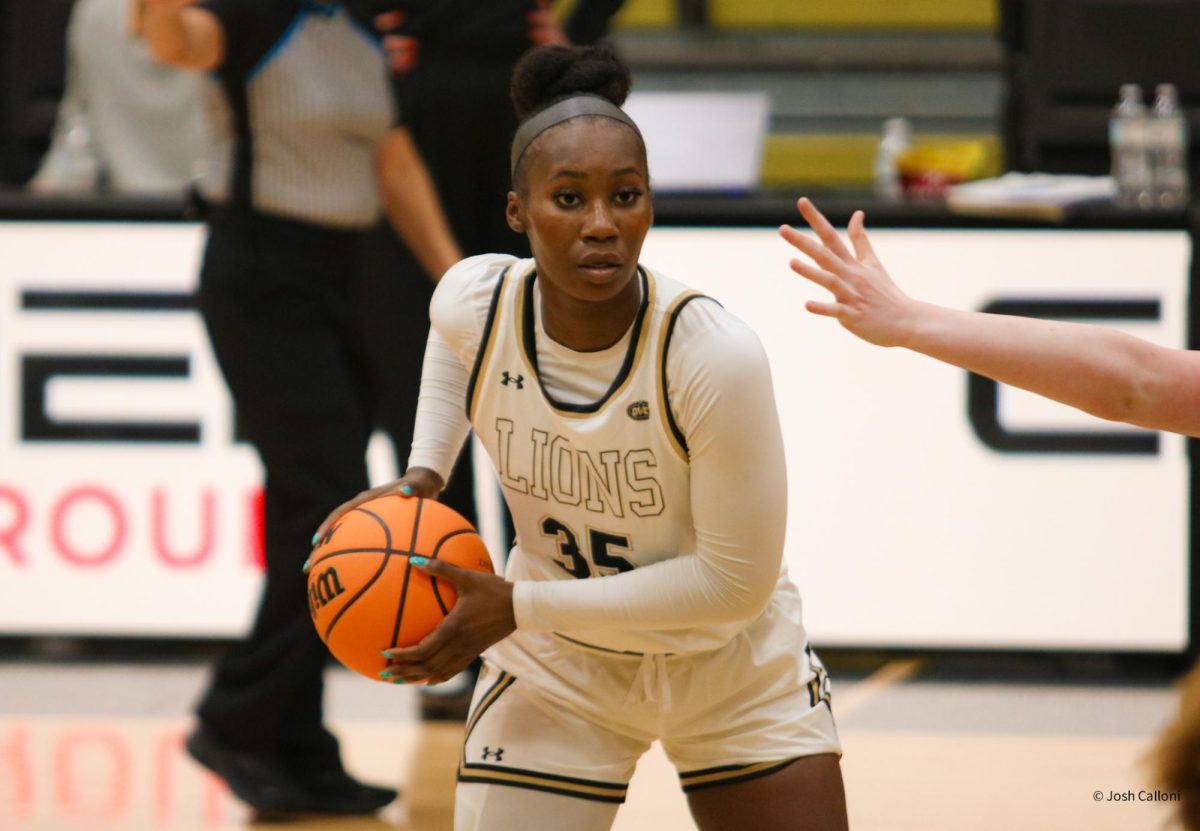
left=143, top=0, right=461, bottom=816
left=783, top=195, right=1200, bottom=830
left=357, top=0, right=626, bottom=720
left=29, top=0, right=204, bottom=195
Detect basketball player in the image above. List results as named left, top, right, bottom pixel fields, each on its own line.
left=318, top=45, right=848, bottom=831
left=784, top=196, right=1200, bottom=829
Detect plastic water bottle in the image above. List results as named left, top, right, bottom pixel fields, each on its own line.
left=57, top=103, right=101, bottom=192
left=873, top=117, right=911, bottom=201
left=1109, top=84, right=1153, bottom=209
left=1148, top=83, right=1190, bottom=210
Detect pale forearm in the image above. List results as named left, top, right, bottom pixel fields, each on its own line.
left=378, top=129, right=462, bottom=280
left=788, top=197, right=1200, bottom=437
left=906, top=303, right=1185, bottom=431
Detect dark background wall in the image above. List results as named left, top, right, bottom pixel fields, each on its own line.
left=0, top=0, right=73, bottom=185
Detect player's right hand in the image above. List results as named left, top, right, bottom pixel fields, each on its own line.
left=309, top=467, right=444, bottom=569
left=780, top=197, right=922, bottom=349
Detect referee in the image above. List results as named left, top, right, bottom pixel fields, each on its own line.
left=144, top=0, right=460, bottom=815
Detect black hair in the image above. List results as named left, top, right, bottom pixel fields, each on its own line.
left=509, top=45, right=639, bottom=192
left=510, top=44, right=632, bottom=120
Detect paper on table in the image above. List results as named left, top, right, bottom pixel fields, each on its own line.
left=946, top=173, right=1116, bottom=220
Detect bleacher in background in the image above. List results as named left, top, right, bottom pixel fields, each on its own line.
left=610, top=0, right=1002, bottom=188
left=48, top=0, right=1200, bottom=193
left=0, top=0, right=1005, bottom=192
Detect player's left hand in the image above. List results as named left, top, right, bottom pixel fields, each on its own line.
left=380, top=557, right=516, bottom=685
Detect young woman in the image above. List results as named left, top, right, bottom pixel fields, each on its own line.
left=319, top=45, right=848, bottom=831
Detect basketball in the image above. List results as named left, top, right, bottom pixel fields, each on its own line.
left=306, top=495, right=494, bottom=681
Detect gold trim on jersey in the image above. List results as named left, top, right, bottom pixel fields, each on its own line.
left=677, top=757, right=802, bottom=793
left=516, top=267, right=657, bottom=420
left=655, top=288, right=706, bottom=462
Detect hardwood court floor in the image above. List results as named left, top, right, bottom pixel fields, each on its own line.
left=0, top=646, right=1185, bottom=831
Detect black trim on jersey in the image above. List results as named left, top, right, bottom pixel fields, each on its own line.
left=465, top=265, right=514, bottom=419
left=461, top=669, right=516, bottom=750
left=457, top=668, right=629, bottom=803
left=660, top=294, right=716, bottom=456
left=678, top=757, right=800, bottom=793
left=457, top=765, right=629, bottom=804
left=520, top=267, right=650, bottom=414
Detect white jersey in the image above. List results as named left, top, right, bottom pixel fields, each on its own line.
left=467, top=257, right=777, bottom=654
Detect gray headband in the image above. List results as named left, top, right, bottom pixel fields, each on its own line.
left=510, top=94, right=642, bottom=176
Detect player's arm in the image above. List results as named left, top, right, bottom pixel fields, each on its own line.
left=377, top=127, right=462, bottom=282
left=783, top=197, right=1200, bottom=437
left=512, top=304, right=787, bottom=633
left=143, top=0, right=225, bottom=71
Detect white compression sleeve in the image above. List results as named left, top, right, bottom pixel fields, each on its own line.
left=406, top=328, right=473, bottom=483
left=406, top=254, right=513, bottom=480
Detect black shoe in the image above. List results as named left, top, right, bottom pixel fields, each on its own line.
left=294, top=770, right=398, bottom=814
left=185, top=728, right=309, bottom=814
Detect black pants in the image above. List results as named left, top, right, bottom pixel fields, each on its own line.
left=193, top=208, right=476, bottom=771
left=397, top=52, right=531, bottom=258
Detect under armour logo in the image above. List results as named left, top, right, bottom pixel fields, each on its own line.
left=481, top=746, right=505, bottom=761
left=501, top=372, right=524, bottom=389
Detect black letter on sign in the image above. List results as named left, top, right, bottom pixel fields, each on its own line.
left=22, top=355, right=200, bottom=443
left=967, top=298, right=1160, bottom=455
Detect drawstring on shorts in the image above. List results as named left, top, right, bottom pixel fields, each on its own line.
left=624, top=652, right=673, bottom=712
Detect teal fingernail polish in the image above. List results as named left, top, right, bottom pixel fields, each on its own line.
left=400, top=485, right=413, bottom=496
left=379, top=670, right=392, bottom=679
left=380, top=650, right=391, bottom=658
left=301, top=558, right=311, bottom=573
left=410, top=555, right=428, bottom=567
left=311, top=532, right=320, bottom=545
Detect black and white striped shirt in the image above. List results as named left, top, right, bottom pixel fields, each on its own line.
left=197, top=0, right=396, bottom=228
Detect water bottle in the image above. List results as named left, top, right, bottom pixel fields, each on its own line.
left=1148, top=83, right=1191, bottom=210
left=57, top=103, right=101, bottom=192
left=1109, top=84, right=1153, bottom=209
left=873, top=117, right=911, bottom=201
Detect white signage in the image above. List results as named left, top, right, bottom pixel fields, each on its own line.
left=0, top=222, right=1190, bottom=650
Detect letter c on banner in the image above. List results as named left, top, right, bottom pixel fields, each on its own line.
left=968, top=298, right=1161, bottom=454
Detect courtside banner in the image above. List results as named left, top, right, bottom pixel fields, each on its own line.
left=0, top=222, right=1189, bottom=649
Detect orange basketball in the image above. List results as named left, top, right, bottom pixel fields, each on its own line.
left=306, top=495, right=493, bottom=681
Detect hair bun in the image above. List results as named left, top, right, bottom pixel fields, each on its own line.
left=511, top=44, right=633, bottom=121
